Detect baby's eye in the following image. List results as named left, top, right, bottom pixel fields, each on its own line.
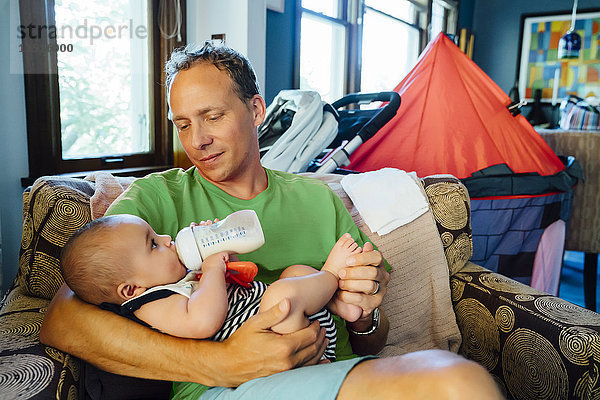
left=151, top=239, right=158, bottom=249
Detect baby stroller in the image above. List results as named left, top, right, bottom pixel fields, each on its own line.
left=259, top=90, right=401, bottom=174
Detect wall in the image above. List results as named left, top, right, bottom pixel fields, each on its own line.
left=265, top=0, right=297, bottom=105
left=471, top=0, right=600, bottom=95
left=0, top=0, right=29, bottom=295
left=186, top=0, right=266, bottom=96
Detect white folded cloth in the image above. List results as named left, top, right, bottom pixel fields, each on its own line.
left=341, top=168, right=430, bottom=235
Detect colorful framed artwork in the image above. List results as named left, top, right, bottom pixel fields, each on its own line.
left=518, top=9, right=600, bottom=103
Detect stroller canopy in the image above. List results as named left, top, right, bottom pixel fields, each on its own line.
left=347, top=33, right=565, bottom=182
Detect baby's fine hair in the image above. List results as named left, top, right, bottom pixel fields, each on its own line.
left=61, top=215, right=130, bottom=305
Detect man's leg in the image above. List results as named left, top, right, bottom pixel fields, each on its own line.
left=337, top=350, right=504, bottom=399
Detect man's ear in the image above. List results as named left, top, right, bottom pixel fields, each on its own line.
left=117, top=282, right=146, bottom=301
left=250, top=94, right=266, bottom=127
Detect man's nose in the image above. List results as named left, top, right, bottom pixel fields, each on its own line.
left=190, top=126, right=213, bottom=149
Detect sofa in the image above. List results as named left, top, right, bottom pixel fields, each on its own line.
left=1, top=172, right=600, bottom=400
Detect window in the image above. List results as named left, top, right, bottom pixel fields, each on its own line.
left=430, top=0, right=458, bottom=39
left=298, top=0, right=458, bottom=99
left=298, top=0, right=348, bottom=102
left=55, top=0, right=151, bottom=160
left=360, top=1, right=421, bottom=93
left=19, top=0, right=185, bottom=184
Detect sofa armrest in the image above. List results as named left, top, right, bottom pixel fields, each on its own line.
left=0, top=284, right=80, bottom=399
left=451, top=262, right=600, bottom=400
left=421, top=175, right=473, bottom=275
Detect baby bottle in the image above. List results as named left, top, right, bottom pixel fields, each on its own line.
left=175, top=209, right=265, bottom=271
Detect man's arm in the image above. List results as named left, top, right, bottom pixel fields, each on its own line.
left=347, top=308, right=390, bottom=355
left=40, top=284, right=327, bottom=387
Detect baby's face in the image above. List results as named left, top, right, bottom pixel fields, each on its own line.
left=112, top=216, right=187, bottom=287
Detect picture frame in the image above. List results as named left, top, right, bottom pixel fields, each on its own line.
left=517, top=9, right=600, bottom=103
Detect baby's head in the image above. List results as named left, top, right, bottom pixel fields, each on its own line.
left=61, top=214, right=187, bottom=305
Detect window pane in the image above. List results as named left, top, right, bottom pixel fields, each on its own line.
left=360, top=8, right=419, bottom=93
left=299, top=13, right=346, bottom=102
left=431, top=1, right=445, bottom=37
left=301, top=0, right=340, bottom=19
left=55, top=0, right=150, bottom=159
left=365, top=0, right=415, bottom=23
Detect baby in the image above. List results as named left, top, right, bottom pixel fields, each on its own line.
left=60, top=214, right=365, bottom=361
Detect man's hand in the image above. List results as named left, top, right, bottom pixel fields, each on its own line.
left=327, top=242, right=390, bottom=355
left=328, top=242, right=390, bottom=321
left=214, top=298, right=328, bottom=387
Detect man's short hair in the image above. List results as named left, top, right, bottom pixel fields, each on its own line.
left=165, top=41, right=261, bottom=114
left=61, top=216, right=130, bottom=305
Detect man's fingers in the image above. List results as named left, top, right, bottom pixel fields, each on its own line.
left=339, top=278, right=383, bottom=295
left=289, top=322, right=327, bottom=367
left=335, top=290, right=382, bottom=316
left=250, top=298, right=291, bottom=330
left=345, top=248, right=382, bottom=267
left=339, top=265, right=389, bottom=284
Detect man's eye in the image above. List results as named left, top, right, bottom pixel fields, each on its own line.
left=178, top=124, right=189, bottom=131
left=208, top=114, right=222, bottom=122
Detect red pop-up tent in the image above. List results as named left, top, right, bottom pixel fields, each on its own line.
left=347, top=32, right=564, bottom=178
left=346, top=33, right=581, bottom=294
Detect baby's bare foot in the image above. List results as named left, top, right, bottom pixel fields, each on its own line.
left=322, top=233, right=362, bottom=277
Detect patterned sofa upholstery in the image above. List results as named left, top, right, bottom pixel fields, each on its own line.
left=1, top=174, right=599, bottom=399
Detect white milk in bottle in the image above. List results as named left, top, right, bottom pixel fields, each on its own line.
left=175, top=210, right=265, bottom=270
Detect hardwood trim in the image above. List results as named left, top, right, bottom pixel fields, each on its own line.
left=20, top=0, right=185, bottom=181
left=19, top=0, right=61, bottom=177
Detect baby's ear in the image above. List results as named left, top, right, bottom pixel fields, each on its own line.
left=117, top=282, right=146, bottom=300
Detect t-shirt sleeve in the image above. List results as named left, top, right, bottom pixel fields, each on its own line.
left=330, top=191, right=369, bottom=246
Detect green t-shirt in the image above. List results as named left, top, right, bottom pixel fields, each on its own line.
left=106, top=167, right=372, bottom=397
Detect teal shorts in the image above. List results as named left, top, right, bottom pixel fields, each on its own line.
left=198, top=356, right=375, bottom=400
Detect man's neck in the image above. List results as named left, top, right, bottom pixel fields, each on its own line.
left=206, top=167, right=268, bottom=200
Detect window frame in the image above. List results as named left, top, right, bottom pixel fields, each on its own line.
left=296, top=0, right=457, bottom=97
left=19, top=0, right=185, bottom=186
left=295, top=1, right=354, bottom=97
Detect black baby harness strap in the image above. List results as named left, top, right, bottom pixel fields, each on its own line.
left=100, top=289, right=177, bottom=328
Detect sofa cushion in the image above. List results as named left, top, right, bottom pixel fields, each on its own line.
left=18, top=177, right=95, bottom=299
left=0, top=284, right=79, bottom=399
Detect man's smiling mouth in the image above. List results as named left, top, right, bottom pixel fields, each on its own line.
left=200, top=152, right=223, bottom=162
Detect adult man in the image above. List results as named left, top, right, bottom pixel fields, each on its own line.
left=41, top=43, right=502, bottom=399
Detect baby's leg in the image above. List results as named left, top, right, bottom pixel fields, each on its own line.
left=258, top=234, right=364, bottom=333
left=258, top=265, right=336, bottom=334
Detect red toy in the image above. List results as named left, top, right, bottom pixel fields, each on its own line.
left=195, top=261, right=258, bottom=288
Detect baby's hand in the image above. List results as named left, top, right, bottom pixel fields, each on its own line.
left=201, top=252, right=228, bottom=274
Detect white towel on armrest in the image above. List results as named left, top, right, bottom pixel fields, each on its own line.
left=340, top=168, right=429, bottom=235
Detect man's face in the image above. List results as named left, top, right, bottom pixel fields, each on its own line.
left=169, top=62, right=265, bottom=186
